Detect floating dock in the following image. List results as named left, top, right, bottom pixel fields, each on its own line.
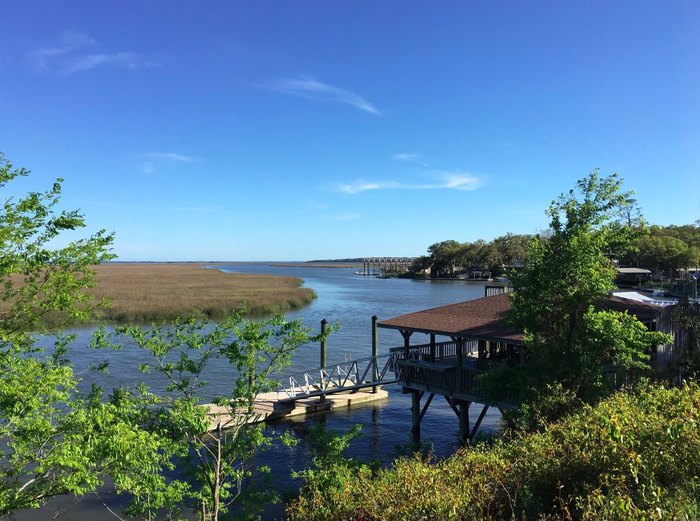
left=204, top=387, right=389, bottom=431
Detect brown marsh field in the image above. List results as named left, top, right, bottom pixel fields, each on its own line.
left=89, top=263, right=315, bottom=323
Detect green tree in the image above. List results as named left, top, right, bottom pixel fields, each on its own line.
left=409, top=255, right=431, bottom=274
left=0, top=154, right=328, bottom=520
left=625, top=224, right=700, bottom=278
left=459, top=239, right=489, bottom=269
left=487, top=233, right=533, bottom=274
left=0, top=154, right=114, bottom=341
left=94, top=312, right=328, bottom=520
left=427, top=240, right=462, bottom=277
left=482, top=172, right=669, bottom=414
left=0, top=156, right=188, bottom=519
left=0, top=153, right=124, bottom=514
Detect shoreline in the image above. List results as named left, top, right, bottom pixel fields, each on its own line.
left=205, top=261, right=364, bottom=269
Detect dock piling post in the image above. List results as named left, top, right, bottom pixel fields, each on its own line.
left=411, top=391, right=421, bottom=442
left=459, top=401, right=471, bottom=445
left=320, top=319, right=327, bottom=403
left=371, top=315, right=378, bottom=393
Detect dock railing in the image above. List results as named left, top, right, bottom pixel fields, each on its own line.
left=389, top=340, right=486, bottom=397
left=277, top=351, right=400, bottom=401
left=389, top=339, right=478, bottom=361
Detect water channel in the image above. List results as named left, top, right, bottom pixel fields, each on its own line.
left=22, top=264, right=504, bottom=520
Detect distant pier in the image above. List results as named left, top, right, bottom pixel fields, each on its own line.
left=358, top=257, right=415, bottom=277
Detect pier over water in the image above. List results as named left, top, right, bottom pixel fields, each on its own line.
left=357, top=257, right=415, bottom=276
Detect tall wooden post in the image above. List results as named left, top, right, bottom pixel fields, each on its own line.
left=320, top=319, right=327, bottom=403
left=411, top=391, right=421, bottom=442
left=401, top=330, right=412, bottom=359
left=430, top=334, right=436, bottom=362
left=458, top=401, right=471, bottom=445
left=371, top=315, right=379, bottom=393
left=320, top=319, right=327, bottom=368
left=455, top=337, right=464, bottom=393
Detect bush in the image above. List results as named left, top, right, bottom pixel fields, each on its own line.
left=288, top=382, right=700, bottom=520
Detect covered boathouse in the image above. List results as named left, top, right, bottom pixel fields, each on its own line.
left=378, top=289, right=666, bottom=443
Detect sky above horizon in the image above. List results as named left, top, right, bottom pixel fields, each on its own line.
left=1, top=1, right=698, bottom=261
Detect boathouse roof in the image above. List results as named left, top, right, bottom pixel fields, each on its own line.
left=378, top=293, right=524, bottom=343
left=602, top=294, right=667, bottom=322
left=378, top=291, right=665, bottom=343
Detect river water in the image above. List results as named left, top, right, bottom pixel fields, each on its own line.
left=23, top=264, right=503, bottom=520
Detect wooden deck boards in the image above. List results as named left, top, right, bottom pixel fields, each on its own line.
left=203, top=387, right=389, bottom=431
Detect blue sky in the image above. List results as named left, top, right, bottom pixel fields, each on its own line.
left=1, top=1, right=698, bottom=261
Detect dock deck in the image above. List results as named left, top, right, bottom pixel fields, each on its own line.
left=203, top=387, right=389, bottom=431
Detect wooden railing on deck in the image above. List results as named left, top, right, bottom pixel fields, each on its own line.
left=397, top=359, right=485, bottom=397
left=389, top=340, right=477, bottom=362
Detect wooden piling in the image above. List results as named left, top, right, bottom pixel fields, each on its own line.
left=411, top=391, right=421, bottom=442
left=459, top=401, right=471, bottom=445
left=372, top=315, right=378, bottom=393
left=320, top=319, right=327, bottom=403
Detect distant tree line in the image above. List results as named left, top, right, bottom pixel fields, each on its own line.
left=410, top=234, right=534, bottom=278
left=620, top=223, right=700, bottom=279
left=411, top=222, right=700, bottom=280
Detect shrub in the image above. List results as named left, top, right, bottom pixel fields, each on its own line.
left=288, top=382, right=700, bottom=520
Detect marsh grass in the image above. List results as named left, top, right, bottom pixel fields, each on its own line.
left=0, top=263, right=315, bottom=326
left=85, top=263, right=315, bottom=323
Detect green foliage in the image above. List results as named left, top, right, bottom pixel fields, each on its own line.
left=289, top=382, right=700, bottom=520
left=0, top=153, right=114, bottom=342
left=504, top=382, right=584, bottom=432
left=0, top=154, right=122, bottom=516
left=0, top=154, right=326, bottom=520
left=482, top=172, right=669, bottom=412
left=414, top=234, right=533, bottom=278
left=632, top=230, right=700, bottom=277
left=94, top=312, right=328, bottom=520
left=427, top=240, right=463, bottom=277
left=291, top=424, right=380, bottom=521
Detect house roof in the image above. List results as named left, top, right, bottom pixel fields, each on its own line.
left=378, top=293, right=524, bottom=343
left=378, top=291, right=665, bottom=343
left=616, top=267, right=652, bottom=275
left=603, top=294, right=668, bottom=322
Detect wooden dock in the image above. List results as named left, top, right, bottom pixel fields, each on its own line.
left=203, top=387, right=389, bottom=431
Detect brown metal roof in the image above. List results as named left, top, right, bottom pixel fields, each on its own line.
left=602, top=295, right=663, bottom=323
left=378, top=292, right=665, bottom=343
left=378, top=293, right=524, bottom=343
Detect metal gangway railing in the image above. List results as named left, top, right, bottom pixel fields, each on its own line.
left=276, top=351, right=400, bottom=401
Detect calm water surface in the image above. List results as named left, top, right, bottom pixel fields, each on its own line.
left=24, top=264, right=503, bottom=520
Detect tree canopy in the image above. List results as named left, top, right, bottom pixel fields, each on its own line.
left=412, top=233, right=533, bottom=278
left=483, top=172, right=669, bottom=412
left=0, top=153, right=122, bottom=514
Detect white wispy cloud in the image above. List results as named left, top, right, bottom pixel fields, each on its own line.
left=391, top=153, right=421, bottom=162
left=145, top=152, right=194, bottom=162
left=29, top=31, right=155, bottom=75
left=141, top=152, right=195, bottom=174
left=335, top=171, right=483, bottom=194
left=267, top=75, right=380, bottom=115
